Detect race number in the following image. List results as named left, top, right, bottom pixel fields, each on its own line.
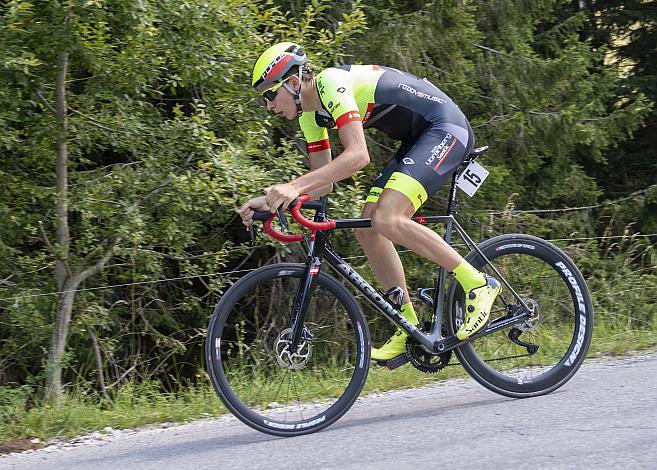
left=456, top=161, right=489, bottom=197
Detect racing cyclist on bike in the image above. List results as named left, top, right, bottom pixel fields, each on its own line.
left=239, top=42, right=501, bottom=361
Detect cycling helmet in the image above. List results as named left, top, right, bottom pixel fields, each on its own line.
left=251, top=42, right=307, bottom=91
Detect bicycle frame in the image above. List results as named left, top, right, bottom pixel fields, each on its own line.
left=286, top=169, right=533, bottom=356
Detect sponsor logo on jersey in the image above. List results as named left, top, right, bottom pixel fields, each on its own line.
left=317, top=78, right=325, bottom=96
left=307, top=139, right=330, bottom=153
left=403, top=157, right=415, bottom=165
left=337, top=87, right=346, bottom=93
left=363, top=103, right=375, bottom=122
left=368, top=187, right=382, bottom=198
left=425, top=133, right=453, bottom=166
left=335, top=110, right=361, bottom=128
left=398, top=83, right=446, bottom=103
left=327, top=101, right=334, bottom=108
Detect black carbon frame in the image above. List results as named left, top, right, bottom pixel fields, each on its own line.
left=286, top=171, right=531, bottom=355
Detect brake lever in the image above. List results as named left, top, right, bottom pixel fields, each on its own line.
left=275, top=209, right=289, bottom=232
left=249, top=225, right=257, bottom=245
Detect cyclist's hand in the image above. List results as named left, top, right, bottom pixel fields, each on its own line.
left=264, top=183, right=299, bottom=212
left=238, top=196, right=269, bottom=228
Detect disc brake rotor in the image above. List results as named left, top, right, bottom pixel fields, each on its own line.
left=274, top=328, right=312, bottom=370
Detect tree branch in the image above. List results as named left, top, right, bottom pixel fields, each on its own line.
left=76, top=238, right=121, bottom=283
left=67, top=104, right=146, bottom=135
left=87, top=326, right=113, bottom=404
left=38, top=220, right=72, bottom=278
left=36, top=90, right=57, bottom=114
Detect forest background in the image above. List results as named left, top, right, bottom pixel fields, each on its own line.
left=0, top=0, right=656, bottom=442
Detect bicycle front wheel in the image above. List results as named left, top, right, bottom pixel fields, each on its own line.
left=206, top=263, right=370, bottom=436
left=446, top=234, right=593, bottom=398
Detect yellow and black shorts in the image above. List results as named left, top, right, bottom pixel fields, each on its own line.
left=366, top=123, right=474, bottom=211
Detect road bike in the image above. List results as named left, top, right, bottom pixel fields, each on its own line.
left=205, top=146, right=594, bottom=436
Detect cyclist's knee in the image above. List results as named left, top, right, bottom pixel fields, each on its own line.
left=355, top=227, right=376, bottom=245
left=356, top=202, right=381, bottom=243
left=371, top=207, right=405, bottom=238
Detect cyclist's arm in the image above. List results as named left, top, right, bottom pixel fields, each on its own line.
left=307, top=148, right=333, bottom=198
left=291, top=121, right=369, bottom=195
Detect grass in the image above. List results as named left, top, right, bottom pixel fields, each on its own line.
left=1, top=319, right=655, bottom=445
left=0, top=382, right=226, bottom=442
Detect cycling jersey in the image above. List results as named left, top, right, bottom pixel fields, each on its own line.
left=299, top=65, right=474, bottom=210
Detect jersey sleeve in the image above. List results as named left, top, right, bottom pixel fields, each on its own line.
left=299, top=112, right=330, bottom=154
left=316, top=68, right=361, bottom=129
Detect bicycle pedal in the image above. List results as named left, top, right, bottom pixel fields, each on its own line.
left=374, top=353, right=409, bottom=370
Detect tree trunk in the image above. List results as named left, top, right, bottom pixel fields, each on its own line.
left=45, top=280, right=78, bottom=404
left=45, top=7, right=73, bottom=405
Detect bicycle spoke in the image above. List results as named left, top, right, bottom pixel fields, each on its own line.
left=207, top=265, right=368, bottom=434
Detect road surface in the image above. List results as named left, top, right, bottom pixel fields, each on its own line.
left=2, top=352, right=656, bottom=469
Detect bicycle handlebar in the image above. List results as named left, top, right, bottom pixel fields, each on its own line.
left=251, top=194, right=336, bottom=243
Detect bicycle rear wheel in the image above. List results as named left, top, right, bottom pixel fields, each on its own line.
left=206, top=263, right=369, bottom=436
left=446, top=234, right=593, bottom=398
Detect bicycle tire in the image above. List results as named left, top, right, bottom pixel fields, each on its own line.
left=206, top=263, right=370, bottom=436
left=446, top=234, right=594, bottom=398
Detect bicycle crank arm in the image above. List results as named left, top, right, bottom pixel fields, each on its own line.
left=373, top=353, right=409, bottom=370
left=432, top=312, right=530, bottom=353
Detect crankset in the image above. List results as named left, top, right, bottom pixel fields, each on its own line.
left=406, top=341, right=452, bottom=374
left=406, top=321, right=452, bottom=373
left=372, top=321, right=452, bottom=373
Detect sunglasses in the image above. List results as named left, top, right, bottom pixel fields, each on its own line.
left=262, top=78, right=289, bottom=103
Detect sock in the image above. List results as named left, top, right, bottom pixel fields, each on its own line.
left=400, top=302, right=419, bottom=324
left=452, top=261, right=486, bottom=293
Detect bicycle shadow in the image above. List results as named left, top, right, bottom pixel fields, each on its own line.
left=72, top=390, right=566, bottom=466
left=330, top=389, right=566, bottom=433
left=74, top=428, right=277, bottom=467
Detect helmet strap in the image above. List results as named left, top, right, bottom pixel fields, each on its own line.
left=282, top=80, right=303, bottom=116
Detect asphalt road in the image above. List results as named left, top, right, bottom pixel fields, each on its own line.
left=2, top=352, right=657, bottom=470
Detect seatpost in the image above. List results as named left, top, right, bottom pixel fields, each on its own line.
left=447, top=169, right=460, bottom=216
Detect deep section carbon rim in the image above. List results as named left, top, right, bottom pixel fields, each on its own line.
left=206, top=264, right=369, bottom=436
left=448, top=235, right=593, bottom=397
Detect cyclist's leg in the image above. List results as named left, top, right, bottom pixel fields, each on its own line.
left=371, top=124, right=500, bottom=340
left=358, top=156, right=420, bottom=361
left=355, top=157, right=412, bottom=305
left=356, top=202, right=411, bottom=304
left=371, top=125, right=472, bottom=269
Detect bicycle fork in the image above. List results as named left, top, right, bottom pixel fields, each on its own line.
left=287, top=255, right=321, bottom=354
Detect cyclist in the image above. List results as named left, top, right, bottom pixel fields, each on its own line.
left=239, top=42, right=501, bottom=361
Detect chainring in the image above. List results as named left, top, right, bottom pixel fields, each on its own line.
left=405, top=321, right=452, bottom=374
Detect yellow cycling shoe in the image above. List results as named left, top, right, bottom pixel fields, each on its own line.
left=371, top=303, right=418, bottom=361
left=456, top=276, right=501, bottom=340
left=371, top=329, right=409, bottom=361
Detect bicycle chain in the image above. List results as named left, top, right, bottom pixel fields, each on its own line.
left=443, top=352, right=534, bottom=367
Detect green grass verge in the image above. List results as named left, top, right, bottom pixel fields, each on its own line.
left=1, top=321, right=655, bottom=444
